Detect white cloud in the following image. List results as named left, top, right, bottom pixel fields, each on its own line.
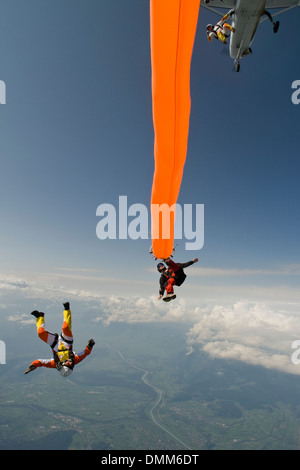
left=0, top=278, right=30, bottom=291
left=186, top=301, right=300, bottom=375
left=93, top=295, right=196, bottom=325
left=7, top=313, right=35, bottom=326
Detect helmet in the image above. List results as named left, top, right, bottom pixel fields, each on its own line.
left=60, top=364, right=73, bottom=377
left=157, top=263, right=165, bottom=272
left=59, top=360, right=73, bottom=378
left=206, top=24, right=213, bottom=31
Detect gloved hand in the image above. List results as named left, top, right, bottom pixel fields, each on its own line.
left=24, top=364, right=36, bottom=375
left=87, top=339, right=95, bottom=350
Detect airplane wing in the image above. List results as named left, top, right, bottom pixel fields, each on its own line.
left=262, top=0, right=300, bottom=22
left=201, top=0, right=300, bottom=7
left=201, top=0, right=300, bottom=18
left=201, top=0, right=236, bottom=7
left=265, top=0, right=300, bottom=8
left=200, top=0, right=236, bottom=17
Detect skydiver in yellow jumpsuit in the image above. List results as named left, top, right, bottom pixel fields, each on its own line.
left=206, top=10, right=235, bottom=44
left=24, top=302, right=95, bottom=378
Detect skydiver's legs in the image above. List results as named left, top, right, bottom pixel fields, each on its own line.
left=61, top=303, right=73, bottom=343
left=165, top=277, right=176, bottom=294
left=31, top=311, right=57, bottom=346
left=223, top=23, right=235, bottom=33
left=164, top=259, right=180, bottom=294
left=217, top=29, right=227, bottom=43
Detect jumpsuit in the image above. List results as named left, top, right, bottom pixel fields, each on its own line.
left=159, top=259, right=195, bottom=296
left=207, top=11, right=235, bottom=44
left=30, top=307, right=92, bottom=370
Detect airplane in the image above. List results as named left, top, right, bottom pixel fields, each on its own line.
left=202, top=0, right=300, bottom=71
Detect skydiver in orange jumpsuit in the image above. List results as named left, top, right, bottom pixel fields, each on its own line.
left=24, top=302, right=95, bottom=378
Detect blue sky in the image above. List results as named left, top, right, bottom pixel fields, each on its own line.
left=1, top=1, right=300, bottom=373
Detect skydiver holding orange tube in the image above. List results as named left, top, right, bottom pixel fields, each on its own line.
left=157, top=257, right=198, bottom=302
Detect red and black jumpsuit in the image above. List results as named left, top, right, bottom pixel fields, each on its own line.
left=158, top=259, right=195, bottom=296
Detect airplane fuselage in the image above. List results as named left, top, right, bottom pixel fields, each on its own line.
left=230, top=0, right=266, bottom=59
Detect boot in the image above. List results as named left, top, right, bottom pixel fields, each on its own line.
left=163, top=293, right=177, bottom=302
left=30, top=310, right=44, bottom=318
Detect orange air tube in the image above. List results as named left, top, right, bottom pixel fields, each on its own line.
left=150, top=0, right=201, bottom=260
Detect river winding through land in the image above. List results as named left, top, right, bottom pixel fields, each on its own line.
left=111, top=347, right=191, bottom=450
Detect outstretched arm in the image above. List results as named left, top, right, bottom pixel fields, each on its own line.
left=74, top=339, right=95, bottom=365
left=166, top=258, right=198, bottom=270
left=24, top=358, right=56, bottom=374
left=179, top=258, right=198, bottom=269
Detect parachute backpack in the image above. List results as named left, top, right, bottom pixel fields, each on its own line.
left=174, top=268, right=186, bottom=286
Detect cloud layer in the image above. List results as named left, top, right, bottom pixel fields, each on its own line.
left=1, top=273, right=300, bottom=375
